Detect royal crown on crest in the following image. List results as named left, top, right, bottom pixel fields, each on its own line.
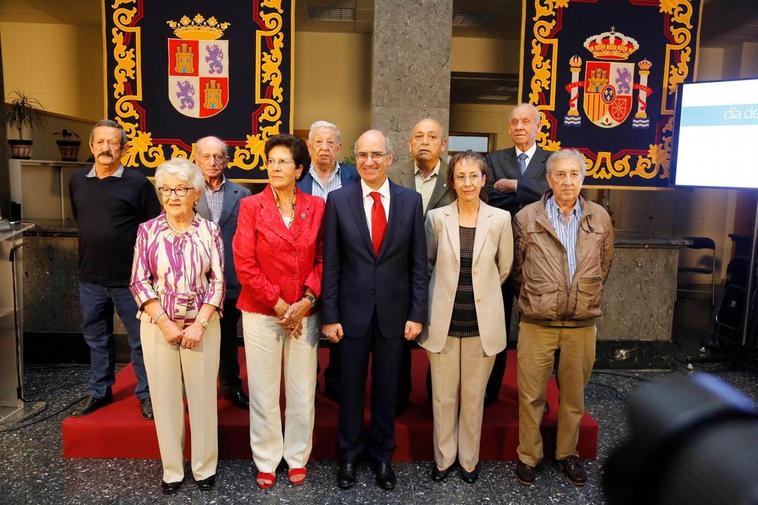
left=167, top=14, right=230, bottom=41
left=583, top=27, right=639, bottom=61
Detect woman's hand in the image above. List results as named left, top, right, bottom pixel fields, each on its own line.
left=279, top=299, right=310, bottom=339
left=158, top=317, right=183, bottom=345
left=274, top=298, right=289, bottom=318
left=181, top=321, right=204, bottom=349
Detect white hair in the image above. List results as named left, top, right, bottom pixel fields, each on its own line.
left=546, top=148, right=587, bottom=178
left=195, top=136, right=228, bottom=156
left=509, top=103, right=541, bottom=124
left=155, top=158, right=205, bottom=192
left=308, top=120, right=341, bottom=143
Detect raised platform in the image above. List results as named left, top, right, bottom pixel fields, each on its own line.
left=62, top=349, right=598, bottom=461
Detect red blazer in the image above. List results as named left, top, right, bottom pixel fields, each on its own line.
left=233, top=185, right=325, bottom=316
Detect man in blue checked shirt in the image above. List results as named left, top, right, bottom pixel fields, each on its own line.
left=510, top=148, right=614, bottom=488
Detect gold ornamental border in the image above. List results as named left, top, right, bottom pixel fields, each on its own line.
left=102, top=0, right=294, bottom=177
left=517, top=0, right=703, bottom=188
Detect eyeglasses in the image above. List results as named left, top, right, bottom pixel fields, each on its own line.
left=267, top=158, right=295, bottom=168
left=454, top=173, right=482, bottom=183
left=158, top=186, right=191, bottom=198
left=356, top=152, right=387, bottom=161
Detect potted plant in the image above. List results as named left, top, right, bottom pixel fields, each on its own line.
left=54, top=129, right=81, bottom=162
left=5, top=90, right=46, bottom=159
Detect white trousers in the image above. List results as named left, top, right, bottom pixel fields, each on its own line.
left=242, top=312, right=319, bottom=473
left=140, top=318, right=220, bottom=483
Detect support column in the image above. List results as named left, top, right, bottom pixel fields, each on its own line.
left=371, top=0, right=452, bottom=180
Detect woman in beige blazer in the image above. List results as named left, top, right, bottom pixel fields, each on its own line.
left=419, top=150, right=513, bottom=484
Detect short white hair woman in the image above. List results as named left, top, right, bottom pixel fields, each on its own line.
left=130, top=158, right=225, bottom=494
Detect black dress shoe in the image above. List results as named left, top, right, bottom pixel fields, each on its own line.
left=515, top=461, right=536, bottom=486
left=196, top=474, right=215, bottom=491
left=224, top=389, right=249, bottom=409
left=337, top=461, right=356, bottom=489
left=161, top=480, right=182, bottom=494
left=459, top=464, right=480, bottom=484
left=558, top=456, right=586, bottom=486
left=431, top=465, right=450, bottom=482
left=374, top=461, right=396, bottom=490
left=71, top=393, right=112, bottom=417
left=140, top=398, right=154, bottom=420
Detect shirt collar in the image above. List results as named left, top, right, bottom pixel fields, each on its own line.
left=515, top=143, right=537, bottom=160
left=413, top=160, right=441, bottom=180
left=308, top=162, right=341, bottom=181
left=361, top=177, right=390, bottom=200
left=547, top=194, right=582, bottom=218
left=205, top=175, right=226, bottom=192
left=87, top=165, right=125, bottom=178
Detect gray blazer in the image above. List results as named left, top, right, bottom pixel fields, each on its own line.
left=394, top=159, right=454, bottom=215
left=196, top=179, right=251, bottom=299
left=419, top=201, right=513, bottom=356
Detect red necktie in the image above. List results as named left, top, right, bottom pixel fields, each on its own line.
left=370, top=191, right=386, bottom=255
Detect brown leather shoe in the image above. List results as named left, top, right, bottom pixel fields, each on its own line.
left=515, top=461, right=536, bottom=485
left=558, top=456, right=586, bottom=486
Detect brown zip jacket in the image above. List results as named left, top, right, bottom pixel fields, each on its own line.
left=512, top=192, right=614, bottom=326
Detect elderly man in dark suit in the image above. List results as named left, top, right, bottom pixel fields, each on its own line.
left=195, top=135, right=251, bottom=409
left=322, top=130, right=428, bottom=491
left=484, top=103, right=550, bottom=406
left=394, top=117, right=453, bottom=411
left=297, top=120, right=360, bottom=403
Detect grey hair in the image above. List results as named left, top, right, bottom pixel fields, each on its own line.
left=546, top=148, right=587, bottom=179
left=155, top=158, right=205, bottom=192
left=354, top=130, right=394, bottom=157
left=195, top=136, right=229, bottom=156
left=308, top=120, right=341, bottom=143
left=509, top=103, right=541, bottom=124
left=89, top=119, right=128, bottom=147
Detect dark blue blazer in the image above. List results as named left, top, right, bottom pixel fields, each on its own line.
left=321, top=180, right=428, bottom=340
left=297, top=163, right=360, bottom=194
left=196, top=179, right=251, bottom=300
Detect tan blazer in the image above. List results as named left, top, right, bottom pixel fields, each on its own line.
left=419, top=200, right=513, bottom=356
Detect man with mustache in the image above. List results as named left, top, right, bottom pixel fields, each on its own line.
left=483, top=103, right=550, bottom=407
left=68, top=119, right=162, bottom=418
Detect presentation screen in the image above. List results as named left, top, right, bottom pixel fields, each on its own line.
left=673, top=78, right=758, bottom=189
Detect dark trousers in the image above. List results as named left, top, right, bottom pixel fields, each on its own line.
left=79, top=282, right=148, bottom=400
left=218, top=298, right=242, bottom=395
left=485, top=279, right=515, bottom=400
left=324, top=342, right=341, bottom=398
left=338, top=316, right=404, bottom=463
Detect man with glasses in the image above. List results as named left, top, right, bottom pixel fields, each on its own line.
left=69, top=119, right=162, bottom=418
left=394, top=118, right=453, bottom=412
left=297, top=120, right=360, bottom=403
left=322, top=130, right=427, bottom=491
left=195, top=136, right=251, bottom=409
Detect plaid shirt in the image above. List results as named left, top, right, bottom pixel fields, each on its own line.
left=203, top=177, right=226, bottom=223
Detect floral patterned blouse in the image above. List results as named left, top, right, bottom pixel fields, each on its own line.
left=130, top=212, right=225, bottom=326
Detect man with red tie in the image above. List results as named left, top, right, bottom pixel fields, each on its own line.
left=321, top=129, right=428, bottom=491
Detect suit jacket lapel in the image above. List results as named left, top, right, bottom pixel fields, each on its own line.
left=259, top=186, right=294, bottom=244
left=523, top=147, right=547, bottom=179
left=196, top=192, right=211, bottom=221
left=287, top=190, right=312, bottom=240
left=218, top=182, right=237, bottom=228
left=377, top=182, right=403, bottom=260
left=347, top=184, right=375, bottom=255
left=428, top=160, right=449, bottom=211
left=472, top=202, right=492, bottom=264
left=443, top=203, right=461, bottom=266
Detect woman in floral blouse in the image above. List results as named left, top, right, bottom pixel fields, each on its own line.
left=130, top=158, right=225, bottom=494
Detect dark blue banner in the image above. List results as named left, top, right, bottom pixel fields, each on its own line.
left=519, top=0, right=702, bottom=188
left=104, top=0, right=294, bottom=181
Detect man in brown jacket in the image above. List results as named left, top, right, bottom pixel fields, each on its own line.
left=512, top=148, right=613, bottom=487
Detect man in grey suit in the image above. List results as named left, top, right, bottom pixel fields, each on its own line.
left=195, top=136, right=251, bottom=409
left=484, top=103, right=550, bottom=406
left=394, top=118, right=453, bottom=412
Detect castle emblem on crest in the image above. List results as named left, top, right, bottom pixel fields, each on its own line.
left=564, top=28, right=653, bottom=129
left=166, top=14, right=230, bottom=118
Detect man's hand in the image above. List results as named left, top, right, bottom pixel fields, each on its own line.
left=404, top=321, right=423, bottom=341
left=181, top=321, right=204, bottom=349
left=158, top=318, right=183, bottom=345
left=494, top=178, right=518, bottom=193
left=322, top=323, right=344, bottom=343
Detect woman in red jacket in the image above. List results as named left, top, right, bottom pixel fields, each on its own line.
left=233, top=134, right=325, bottom=489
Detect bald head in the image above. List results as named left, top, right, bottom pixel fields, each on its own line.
left=508, top=103, right=541, bottom=152
left=355, top=129, right=393, bottom=190
left=195, top=136, right=229, bottom=185
left=409, top=118, right=447, bottom=173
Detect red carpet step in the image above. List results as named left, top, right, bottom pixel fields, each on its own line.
left=62, top=349, right=598, bottom=460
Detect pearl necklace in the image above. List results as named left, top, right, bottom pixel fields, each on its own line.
left=166, top=214, right=194, bottom=236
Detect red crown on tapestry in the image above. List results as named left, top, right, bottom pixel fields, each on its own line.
left=583, top=27, right=639, bottom=61
left=166, top=14, right=230, bottom=41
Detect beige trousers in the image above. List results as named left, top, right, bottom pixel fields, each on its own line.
left=428, top=336, right=495, bottom=472
left=242, top=312, right=319, bottom=473
left=516, top=321, right=596, bottom=466
left=140, top=318, right=220, bottom=484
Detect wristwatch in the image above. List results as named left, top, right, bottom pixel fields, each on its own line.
left=198, top=317, right=209, bottom=328
left=303, top=294, right=317, bottom=308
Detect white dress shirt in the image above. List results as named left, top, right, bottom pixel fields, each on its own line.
left=515, top=143, right=538, bottom=172
left=360, top=178, right=391, bottom=240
